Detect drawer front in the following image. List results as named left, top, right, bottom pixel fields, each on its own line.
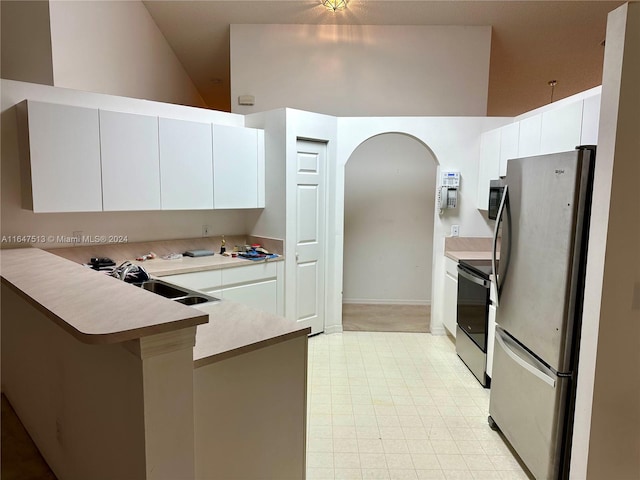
left=221, top=262, right=277, bottom=287
left=445, top=257, right=459, bottom=278
left=164, top=269, right=222, bottom=292
left=222, top=280, right=277, bottom=315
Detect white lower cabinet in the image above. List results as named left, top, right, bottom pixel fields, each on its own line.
left=162, top=269, right=222, bottom=293
left=222, top=280, right=277, bottom=315
left=162, top=261, right=283, bottom=315
left=443, top=257, right=458, bottom=337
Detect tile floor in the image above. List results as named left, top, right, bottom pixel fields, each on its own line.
left=306, top=332, right=532, bottom=480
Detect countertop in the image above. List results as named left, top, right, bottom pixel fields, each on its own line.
left=1, top=247, right=307, bottom=363
left=131, top=253, right=283, bottom=277
left=445, top=251, right=495, bottom=262
left=444, top=236, right=498, bottom=262
left=191, top=301, right=310, bottom=367
left=0, top=248, right=208, bottom=344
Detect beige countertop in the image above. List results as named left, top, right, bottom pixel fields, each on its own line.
left=445, top=250, right=495, bottom=262
left=132, top=253, right=283, bottom=277
left=1, top=248, right=306, bottom=363
left=0, top=248, right=208, bottom=344
left=444, top=236, right=499, bottom=262
left=191, top=301, right=310, bottom=367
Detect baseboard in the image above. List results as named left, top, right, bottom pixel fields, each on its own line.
left=430, top=324, right=446, bottom=336
left=342, top=299, right=431, bottom=306
left=324, top=324, right=343, bottom=335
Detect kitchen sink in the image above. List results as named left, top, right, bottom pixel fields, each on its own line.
left=136, top=279, right=189, bottom=298
left=132, top=279, right=219, bottom=305
left=174, top=296, right=212, bottom=305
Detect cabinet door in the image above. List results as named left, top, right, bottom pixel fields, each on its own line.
left=499, top=123, right=520, bottom=177
left=476, top=129, right=501, bottom=211
left=580, top=94, right=601, bottom=146
left=540, top=101, right=583, bottom=155
left=100, top=110, right=160, bottom=211
left=213, top=125, right=265, bottom=209
left=518, top=114, right=542, bottom=158
left=443, top=258, right=459, bottom=337
left=26, top=101, right=102, bottom=212
left=162, top=269, right=222, bottom=292
left=222, top=280, right=278, bottom=315
left=159, top=117, right=214, bottom=210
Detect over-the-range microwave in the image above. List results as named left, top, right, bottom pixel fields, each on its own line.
left=488, top=179, right=504, bottom=220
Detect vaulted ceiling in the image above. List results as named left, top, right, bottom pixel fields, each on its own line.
left=143, top=0, right=624, bottom=116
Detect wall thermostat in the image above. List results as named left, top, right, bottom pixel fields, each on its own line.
left=441, top=171, right=460, bottom=187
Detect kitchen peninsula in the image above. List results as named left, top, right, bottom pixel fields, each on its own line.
left=0, top=247, right=309, bottom=480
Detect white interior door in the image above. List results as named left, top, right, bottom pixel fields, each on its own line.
left=295, top=140, right=326, bottom=334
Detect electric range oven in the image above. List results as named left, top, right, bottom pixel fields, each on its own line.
left=455, top=259, right=494, bottom=387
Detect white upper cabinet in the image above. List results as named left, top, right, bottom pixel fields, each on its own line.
left=24, top=101, right=103, bottom=213
left=498, top=122, right=520, bottom=177
left=159, top=117, right=214, bottom=210
left=580, top=94, right=601, bottom=146
left=476, top=128, right=501, bottom=210
left=100, top=110, right=161, bottom=211
left=213, top=125, right=265, bottom=209
left=517, top=114, right=542, bottom=158
left=540, top=101, right=584, bottom=155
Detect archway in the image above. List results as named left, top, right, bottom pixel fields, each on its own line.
left=342, top=132, right=438, bottom=332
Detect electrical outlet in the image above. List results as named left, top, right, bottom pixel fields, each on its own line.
left=202, top=225, right=211, bottom=237
left=72, top=231, right=82, bottom=243
left=451, top=225, right=460, bottom=237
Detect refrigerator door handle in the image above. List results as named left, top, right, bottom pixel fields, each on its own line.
left=492, top=184, right=509, bottom=305
left=496, top=329, right=556, bottom=388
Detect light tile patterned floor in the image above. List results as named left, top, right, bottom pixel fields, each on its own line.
left=306, top=332, right=531, bottom=480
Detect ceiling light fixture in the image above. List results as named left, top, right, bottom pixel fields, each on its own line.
left=322, top=0, right=348, bottom=12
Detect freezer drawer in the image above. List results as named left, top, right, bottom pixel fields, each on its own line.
left=489, top=329, right=569, bottom=480
left=456, top=325, right=488, bottom=387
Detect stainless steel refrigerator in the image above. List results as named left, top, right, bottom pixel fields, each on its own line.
left=488, top=146, right=596, bottom=480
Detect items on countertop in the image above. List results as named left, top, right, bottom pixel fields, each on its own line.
left=161, top=253, right=183, bottom=260
left=135, top=252, right=157, bottom=261
left=220, top=235, right=226, bottom=255
left=110, top=261, right=150, bottom=283
left=183, top=249, right=215, bottom=257
left=88, top=257, right=115, bottom=271
left=230, top=244, right=279, bottom=261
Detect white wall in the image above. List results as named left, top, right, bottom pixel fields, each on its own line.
left=244, top=109, right=288, bottom=242
left=0, top=0, right=54, bottom=86
left=48, top=0, right=205, bottom=108
left=343, top=133, right=437, bottom=304
left=230, top=24, right=491, bottom=117
left=571, top=3, right=640, bottom=479
left=0, top=80, right=248, bottom=249
left=331, top=116, right=511, bottom=334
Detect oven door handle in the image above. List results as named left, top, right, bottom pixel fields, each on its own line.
left=457, top=267, right=490, bottom=288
